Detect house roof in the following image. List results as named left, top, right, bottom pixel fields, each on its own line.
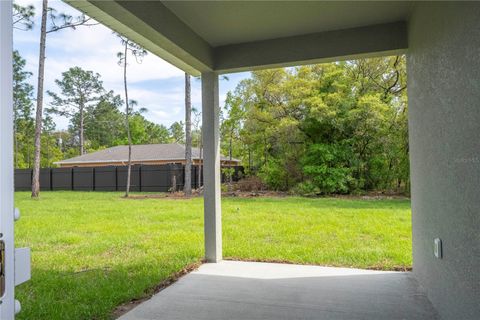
left=54, top=144, right=240, bottom=165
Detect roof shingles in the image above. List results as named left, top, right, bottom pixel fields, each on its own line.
left=55, top=144, right=239, bottom=164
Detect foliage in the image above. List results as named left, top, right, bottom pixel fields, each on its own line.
left=46, top=7, right=97, bottom=34
left=301, top=143, right=352, bottom=194
left=13, top=3, right=35, bottom=30
left=47, top=67, right=105, bottom=116
left=221, top=56, right=409, bottom=194
left=83, top=92, right=124, bottom=150
left=12, top=50, right=178, bottom=166
left=13, top=51, right=35, bottom=168
left=32, top=0, right=98, bottom=197
left=169, top=121, right=185, bottom=144
left=47, top=67, right=105, bottom=154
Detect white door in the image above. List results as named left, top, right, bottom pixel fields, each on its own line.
left=0, top=1, right=30, bottom=318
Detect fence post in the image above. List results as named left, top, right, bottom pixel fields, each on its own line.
left=115, top=166, right=118, bottom=191
left=71, top=168, right=74, bottom=191
left=193, top=165, right=197, bottom=189
left=92, top=167, right=96, bottom=191
left=139, top=165, right=142, bottom=192
left=49, top=168, right=53, bottom=191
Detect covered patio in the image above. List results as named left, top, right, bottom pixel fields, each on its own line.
left=53, top=2, right=480, bottom=319
left=118, top=261, right=438, bottom=320
left=1, top=1, right=478, bottom=319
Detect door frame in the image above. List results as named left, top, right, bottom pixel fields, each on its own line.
left=0, top=0, right=16, bottom=318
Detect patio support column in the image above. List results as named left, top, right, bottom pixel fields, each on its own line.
left=201, top=71, right=222, bottom=262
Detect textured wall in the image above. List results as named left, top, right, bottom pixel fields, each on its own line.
left=408, top=3, right=480, bottom=319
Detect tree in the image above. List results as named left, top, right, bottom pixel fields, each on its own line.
left=169, top=121, right=185, bottom=144
left=184, top=73, right=192, bottom=196
left=84, top=92, right=124, bottom=150
left=13, top=3, right=35, bottom=31
left=47, top=67, right=105, bottom=155
left=222, top=56, right=408, bottom=194
left=117, top=34, right=147, bottom=198
left=221, top=92, right=244, bottom=162
left=121, top=112, right=171, bottom=145
left=142, top=121, right=170, bottom=144
left=32, top=1, right=97, bottom=198
left=41, top=113, right=62, bottom=167
left=31, top=0, right=48, bottom=197
left=192, top=108, right=202, bottom=188
left=13, top=51, right=35, bottom=168
left=12, top=4, right=35, bottom=168
left=221, top=92, right=244, bottom=187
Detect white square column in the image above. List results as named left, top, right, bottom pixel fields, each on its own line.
left=201, top=72, right=222, bottom=262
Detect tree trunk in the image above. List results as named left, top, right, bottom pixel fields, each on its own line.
left=248, top=148, right=252, bottom=172
left=46, top=135, right=50, bottom=166
left=123, top=42, right=132, bottom=198
left=229, top=132, right=233, bottom=189
left=79, top=101, right=84, bottom=155
left=31, top=0, right=48, bottom=198
left=171, top=172, right=177, bottom=193
left=27, top=142, right=31, bottom=168
left=184, top=72, right=192, bottom=196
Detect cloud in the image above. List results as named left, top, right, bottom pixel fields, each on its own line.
left=13, top=0, right=248, bottom=130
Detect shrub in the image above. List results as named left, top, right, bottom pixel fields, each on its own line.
left=300, top=143, right=353, bottom=194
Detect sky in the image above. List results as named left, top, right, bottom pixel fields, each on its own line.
left=13, top=0, right=250, bottom=130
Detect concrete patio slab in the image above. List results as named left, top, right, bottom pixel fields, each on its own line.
left=119, top=261, right=438, bottom=320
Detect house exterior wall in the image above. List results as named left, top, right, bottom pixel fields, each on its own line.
left=408, top=3, right=480, bottom=319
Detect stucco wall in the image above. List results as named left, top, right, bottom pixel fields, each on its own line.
left=408, top=3, right=480, bottom=319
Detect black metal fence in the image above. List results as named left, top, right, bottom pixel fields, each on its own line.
left=14, top=164, right=244, bottom=192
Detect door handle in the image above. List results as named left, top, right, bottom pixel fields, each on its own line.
left=0, top=240, right=5, bottom=297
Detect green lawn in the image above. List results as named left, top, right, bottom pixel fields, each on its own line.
left=14, top=191, right=411, bottom=320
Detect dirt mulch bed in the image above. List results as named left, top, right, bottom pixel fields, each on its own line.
left=330, top=192, right=410, bottom=200
left=125, top=190, right=290, bottom=200
left=126, top=192, right=197, bottom=200
left=126, top=190, right=408, bottom=200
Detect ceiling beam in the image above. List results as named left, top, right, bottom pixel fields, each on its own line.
left=214, top=21, right=408, bottom=74
left=65, top=0, right=214, bottom=76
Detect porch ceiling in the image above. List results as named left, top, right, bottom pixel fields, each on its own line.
left=163, top=1, right=413, bottom=47
left=66, top=1, right=412, bottom=75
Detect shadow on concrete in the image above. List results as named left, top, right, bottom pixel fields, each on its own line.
left=119, top=261, right=438, bottom=320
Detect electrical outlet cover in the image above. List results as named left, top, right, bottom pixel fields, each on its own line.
left=434, top=238, right=442, bottom=259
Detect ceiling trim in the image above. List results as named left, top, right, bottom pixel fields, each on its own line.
left=213, top=21, right=408, bottom=74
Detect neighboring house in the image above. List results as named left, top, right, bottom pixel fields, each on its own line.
left=54, top=143, right=240, bottom=168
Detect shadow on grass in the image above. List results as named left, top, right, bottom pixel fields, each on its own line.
left=15, top=259, right=203, bottom=320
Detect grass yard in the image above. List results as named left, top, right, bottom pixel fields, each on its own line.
left=14, top=191, right=411, bottom=320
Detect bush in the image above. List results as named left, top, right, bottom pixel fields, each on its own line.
left=258, top=158, right=292, bottom=191
left=300, top=143, right=353, bottom=194
left=291, top=182, right=320, bottom=196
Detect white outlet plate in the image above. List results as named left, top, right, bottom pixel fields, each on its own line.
left=434, top=238, right=442, bottom=259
